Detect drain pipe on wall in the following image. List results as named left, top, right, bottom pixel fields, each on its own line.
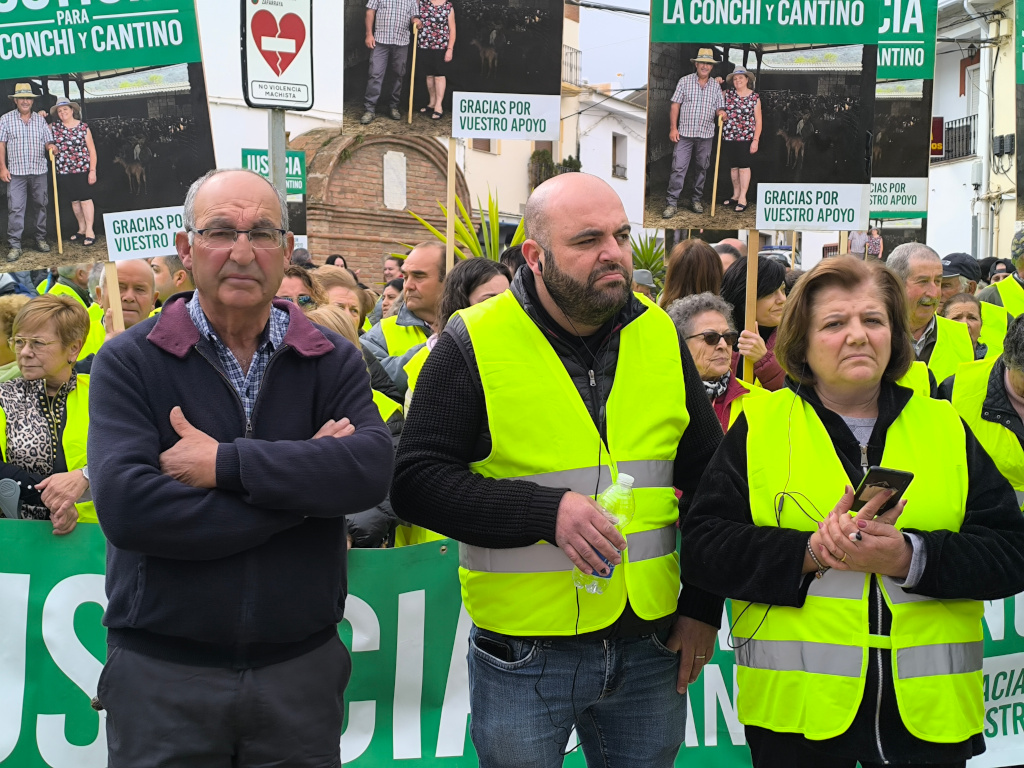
left=964, top=0, right=993, bottom=259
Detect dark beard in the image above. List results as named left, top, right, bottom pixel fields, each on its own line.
left=542, top=251, right=632, bottom=328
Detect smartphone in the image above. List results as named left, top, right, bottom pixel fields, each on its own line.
left=475, top=635, right=513, bottom=662
left=852, top=466, right=915, bottom=514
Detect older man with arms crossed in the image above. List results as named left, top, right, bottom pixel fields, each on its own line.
left=392, top=173, right=724, bottom=767
left=89, top=168, right=393, bottom=767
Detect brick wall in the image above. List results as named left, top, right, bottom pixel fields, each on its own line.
left=291, top=129, right=471, bottom=288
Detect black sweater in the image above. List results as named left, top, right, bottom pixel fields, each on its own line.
left=391, top=270, right=726, bottom=629
left=681, top=379, right=1024, bottom=762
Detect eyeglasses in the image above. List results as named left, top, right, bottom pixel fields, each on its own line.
left=278, top=294, right=315, bottom=308
left=10, top=337, right=60, bottom=352
left=686, top=331, right=739, bottom=347
left=194, top=228, right=286, bottom=250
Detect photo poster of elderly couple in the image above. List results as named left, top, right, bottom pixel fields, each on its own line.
left=339, top=0, right=565, bottom=143
left=0, top=0, right=216, bottom=276
left=644, top=0, right=938, bottom=242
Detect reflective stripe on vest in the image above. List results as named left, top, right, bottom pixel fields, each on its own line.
left=995, top=276, right=1024, bottom=318
left=456, top=291, right=689, bottom=635
left=728, top=378, right=769, bottom=429
left=951, top=358, right=1024, bottom=508
left=0, top=375, right=96, bottom=524
left=978, top=302, right=1008, bottom=360
left=896, top=360, right=930, bottom=397
left=379, top=315, right=428, bottom=357
left=459, top=525, right=677, bottom=572
left=737, top=389, right=982, bottom=743
left=927, top=315, right=975, bottom=385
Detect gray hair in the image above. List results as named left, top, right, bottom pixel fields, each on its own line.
left=1004, top=315, right=1024, bottom=372
left=886, top=242, right=940, bottom=282
left=665, top=292, right=735, bottom=337
left=87, top=263, right=104, bottom=301
left=57, top=262, right=91, bottom=280
left=183, top=168, right=289, bottom=244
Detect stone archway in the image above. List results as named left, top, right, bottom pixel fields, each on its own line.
left=290, top=128, right=471, bottom=285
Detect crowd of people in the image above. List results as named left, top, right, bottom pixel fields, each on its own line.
left=4, top=167, right=1024, bottom=768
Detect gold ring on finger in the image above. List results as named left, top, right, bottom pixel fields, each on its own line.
left=840, top=552, right=848, bottom=563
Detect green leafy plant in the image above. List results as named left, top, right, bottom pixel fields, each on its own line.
left=630, top=233, right=667, bottom=292
left=560, top=154, right=583, bottom=173
left=405, top=190, right=523, bottom=261
left=528, top=149, right=556, bottom=188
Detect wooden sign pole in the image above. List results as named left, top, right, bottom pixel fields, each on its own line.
left=742, top=229, right=759, bottom=383
left=445, top=138, right=457, bottom=273
left=103, top=262, right=125, bottom=333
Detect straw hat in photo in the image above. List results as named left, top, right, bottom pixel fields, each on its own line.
left=725, top=67, right=756, bottom=88
left=50, top=98, right=82, bottom=119
left=690, top=48, right=717, bottom=65
left=8, top=83, right=38, bottom=101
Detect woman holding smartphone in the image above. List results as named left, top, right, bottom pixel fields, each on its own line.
left=681, top=257, right=1024, bottom=767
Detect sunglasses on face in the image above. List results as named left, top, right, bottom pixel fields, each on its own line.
left=686, top=331, right=739, bottom=347
left=278, top=294, right=315, bottom=307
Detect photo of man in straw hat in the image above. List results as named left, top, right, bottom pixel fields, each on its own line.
left=0, top=83, right=56, bottom=263
left=662, top=48, right=726, bottom=219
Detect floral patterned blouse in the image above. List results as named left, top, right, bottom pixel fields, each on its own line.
left=51, top=121, right=91, bottom=176
left=418, top=0, right=452, bottom=49
left=723, top=91, right=759, bottom=142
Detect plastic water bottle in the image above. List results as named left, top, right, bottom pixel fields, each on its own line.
left=572, top=473, right=636, bottom=595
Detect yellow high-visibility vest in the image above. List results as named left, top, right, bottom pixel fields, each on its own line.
left=379, top=315, right=428, bottom=357
left=927, top=315, right=974, bottom=385
left=978, top=302, right=1008, bottom=360
left=0, top=375, right=96, bottom=524
left=727, top=377, right=768, bottom=429
left=456, top=291, right=689, bottom=635
left=896, top=361, right=930, bottom=397
left=737, top=389, right=982, bottom=743
left=994, top=276, right=1024, bottom=317
left=951, top=358, right=1024, bottom=509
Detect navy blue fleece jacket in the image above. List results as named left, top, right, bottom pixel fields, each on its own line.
left=89, top=294, right=393, bottom=667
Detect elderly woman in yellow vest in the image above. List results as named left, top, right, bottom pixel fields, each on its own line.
left=666, top=292, right=766, bottom=432
left=681, top=257, right=1024, bottom=768
left=0, top=295, right=94, bottom=532
left=941, top=313, right=1024, bottom=510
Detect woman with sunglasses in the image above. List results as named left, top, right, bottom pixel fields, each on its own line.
left=667, top=292, right=766, bottom=432
left=276, top=265, right=326, bottom=311
left=0, top=295, right=94, bottom=532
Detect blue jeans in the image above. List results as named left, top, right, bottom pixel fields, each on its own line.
left=6, top=173, right=48, bottom=247
left=666, top=136, right=714, bottom=206
left=468, top=624, right=686, bottom=768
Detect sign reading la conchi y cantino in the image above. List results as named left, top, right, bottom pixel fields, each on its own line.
left=2, top=521, right=1024, bottom=767
left=0, top=0, right=202, bottom=79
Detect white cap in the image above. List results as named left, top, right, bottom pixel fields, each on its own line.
left=618, top=473, right=634, bottom=487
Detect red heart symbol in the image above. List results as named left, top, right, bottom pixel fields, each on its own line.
left=251, top=10, right=306, bottom=77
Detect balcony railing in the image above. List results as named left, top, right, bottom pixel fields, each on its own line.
left=562, top=44, right=582, bottom=87
left=932, top=115, right=977, bottom=163
left=612, top=164, right=627, bottom=179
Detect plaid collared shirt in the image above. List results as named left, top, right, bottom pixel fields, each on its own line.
left=671, top=73, right=725, bottom=140
left=0, top=108, right=54, bottom=176
left=367, top=0, right=419, bottom=45
left=187, top=295, right=290, bottom=421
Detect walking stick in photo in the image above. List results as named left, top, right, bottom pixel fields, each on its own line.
left=407, top=25, right=419, bottom=124
left=48, top=148, right=63, bottom=255
left=710, top=113, right=724, bottom=218
left=742, top=229, right=760, bottom=384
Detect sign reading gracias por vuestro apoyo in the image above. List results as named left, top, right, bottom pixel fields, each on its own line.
left=452, top=92, right=560, bottom=141
left=101, top=207, right=184, bottom=262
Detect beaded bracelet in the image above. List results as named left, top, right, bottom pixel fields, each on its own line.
left=806, top=536, right=829, bottom=579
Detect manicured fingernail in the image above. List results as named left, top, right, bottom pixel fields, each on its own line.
left=818, top=520, right=822, bottom=528
left=857, top=520, right=867, bottom=529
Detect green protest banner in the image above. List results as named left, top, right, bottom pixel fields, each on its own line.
left=0, top=0, right=202, bottom=81
left=1, top=520, right=1022, bottom=766
left=242, top=149, right=307, bottom=195
left=876, top=0, right=936, bottom=79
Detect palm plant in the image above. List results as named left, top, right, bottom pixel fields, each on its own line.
left=630, top=233, right=666, bottom=291
left=404, top=190, right=525, bottom=261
